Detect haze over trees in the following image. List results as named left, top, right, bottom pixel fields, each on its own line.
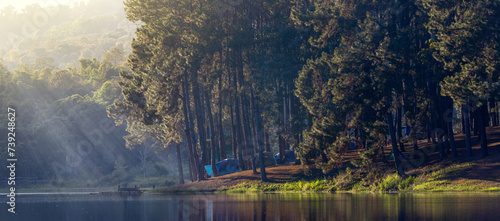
left=0, top=0, right=135, bottom=69
left=0, top=0, right=184, bottom=188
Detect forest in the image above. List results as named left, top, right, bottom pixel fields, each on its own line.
left=0, top=0, right=182, bottom=189
left=113, top=0, right=499, bottom=184
left=1, top=0, right=499, bottom=189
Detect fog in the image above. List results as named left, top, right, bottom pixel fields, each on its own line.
left=0, top=0, right=184, bottom=192
left=0, top=0, right=133, bottom=69
left=0, top=0, right=90, bottom=11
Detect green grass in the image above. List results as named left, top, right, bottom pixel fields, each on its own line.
left=220, top=179, right=336, bottom=193
left=426, top=162, right=476, bottom=181
left=374, top=174, right=416, bottom=192
left=213, top=161, right=500, bottom=193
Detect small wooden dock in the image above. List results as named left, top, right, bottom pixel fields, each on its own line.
left=101, top=185, right=143, bottom=196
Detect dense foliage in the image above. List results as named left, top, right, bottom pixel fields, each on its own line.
left=113, top=0, right=499, bottom=181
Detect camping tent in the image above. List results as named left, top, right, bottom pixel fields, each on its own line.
left=274, top=150, right=296, bottom=164
left=204, top=158, right=240, bottom=177
left=254, top=151, right=275, bottom=167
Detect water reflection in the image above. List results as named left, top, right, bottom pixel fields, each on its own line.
left=2, top=192, right=500, bottom=220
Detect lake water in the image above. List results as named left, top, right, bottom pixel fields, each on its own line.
left=1, top=192, right=500, bottom=220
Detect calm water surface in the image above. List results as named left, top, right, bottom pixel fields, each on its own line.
left=1, top=192, right=500, bottom=220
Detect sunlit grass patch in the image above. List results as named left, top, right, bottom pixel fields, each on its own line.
left=222, top=179, right=336, bottom=193
left=427, top=162, right=476, bottom=181
left=412, top=179, right=498, bottom=192
left=375, top=174, right=415, bottom=191
left=480, top=187, right=500, bottom=192
left=413, top=180, right=451, bottom=191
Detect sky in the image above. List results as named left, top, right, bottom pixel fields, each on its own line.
left=0, top=0, right=89, bottom=10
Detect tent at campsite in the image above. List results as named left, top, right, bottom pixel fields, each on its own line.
left=254, top=151, right=275, bottom=167
left=274, top=149, right=296, bottom=164
left=204, top=158, right=240, bottom=177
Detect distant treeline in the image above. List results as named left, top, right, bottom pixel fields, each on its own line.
left=0, top=54, right=181, bottom=187
left=0, top=0, right=190, bottom=188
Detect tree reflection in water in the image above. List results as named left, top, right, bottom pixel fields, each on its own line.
left=7, top=193, right=500, bottom=220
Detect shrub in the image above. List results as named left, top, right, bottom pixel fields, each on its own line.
left=398, top=176, right=415, bottom=191
left=376, top=174, right=415, bottom=191
left=333, top=168, right=357, bottom=191
left=377, top=174, right=401, bottom=191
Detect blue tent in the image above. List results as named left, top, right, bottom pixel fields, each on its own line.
left=205, top=158, right=240, bottom=177
left=274, top=150, right=296, bottom=164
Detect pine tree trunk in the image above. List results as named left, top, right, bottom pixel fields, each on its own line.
left=448, top=117, right=457, bottom=160
left=430, top=109, right=437, bottom=144
left=186, top=143, right=194, bottom=182
left=461, top=106, right=466, bottom=133
left=237, top=51, right=256, bottom=173
left=252, top=115, right=259, bottom=154
left=182, top=79, right=196, bottom=181
left=250, top=99, right=259, bottom=155
left=478, top=103, right=488, bottom=157
left=229, top=72, right=237, bottom=159
left=463, top=104, right=472, bottom=157
left=242, top=94, right=257, bottom=173
left=233, top=55, right=245, bottom=170
left=427, top=120, right=432, bottom=143
left=278, top=84, right=286, bottom=163
left=192, top=71, right=208, bottom=171
left=437, top=98, right=450, bottom=155
left=396, top=105, right=405, bottom=152
left=283, top=95, right=288, bottom=150
left=181, top=75, right=202, bottom=181
left=176, top=143, right=184, bottom=184
left=433, top=114, right=445, bottom=160
left=497, top=101, right=500, bottom=126
left=230, top=102, right=237, bottom=159
left=205, top=89, right=219, bottom=177
left=445, top=98, right=457, bottom=159
left=218, top=74, right=225, bottom=161
left=427, top=124, right=431, bottom=143
left=265, top=132, right=270, bottom=152
left=490, top=99, right=498, bottom=126
left=225, top=40, right=236, bottom=161
left=496, top=101, right=500, bottom=126
left=473, top=108, right=479, bottom=136
left=380, top=141, right=386, bottom=162
left=288, top=87, right=296, bottom=148
left=187, top=155, right=194, bottom=182
left=251, top=89, right=267, bottom=181
left=387, top=111, right=405, bottom=176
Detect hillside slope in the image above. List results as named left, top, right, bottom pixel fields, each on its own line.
left=164, top=126, right=500, bottom=192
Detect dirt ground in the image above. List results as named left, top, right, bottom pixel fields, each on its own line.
left=450, top=126, right=500, bottom=185
left=166, top=163, right=305, bottom=191
left=166, top=126, right=500, bottom=191
left=408, top=126, right=500, bottom=186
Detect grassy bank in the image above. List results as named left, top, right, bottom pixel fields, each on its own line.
left=157, top=126, right=500, bottom=194
left=218, top=161, right=500, bottom=193
left=156, top=160, right=500, bottom=194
